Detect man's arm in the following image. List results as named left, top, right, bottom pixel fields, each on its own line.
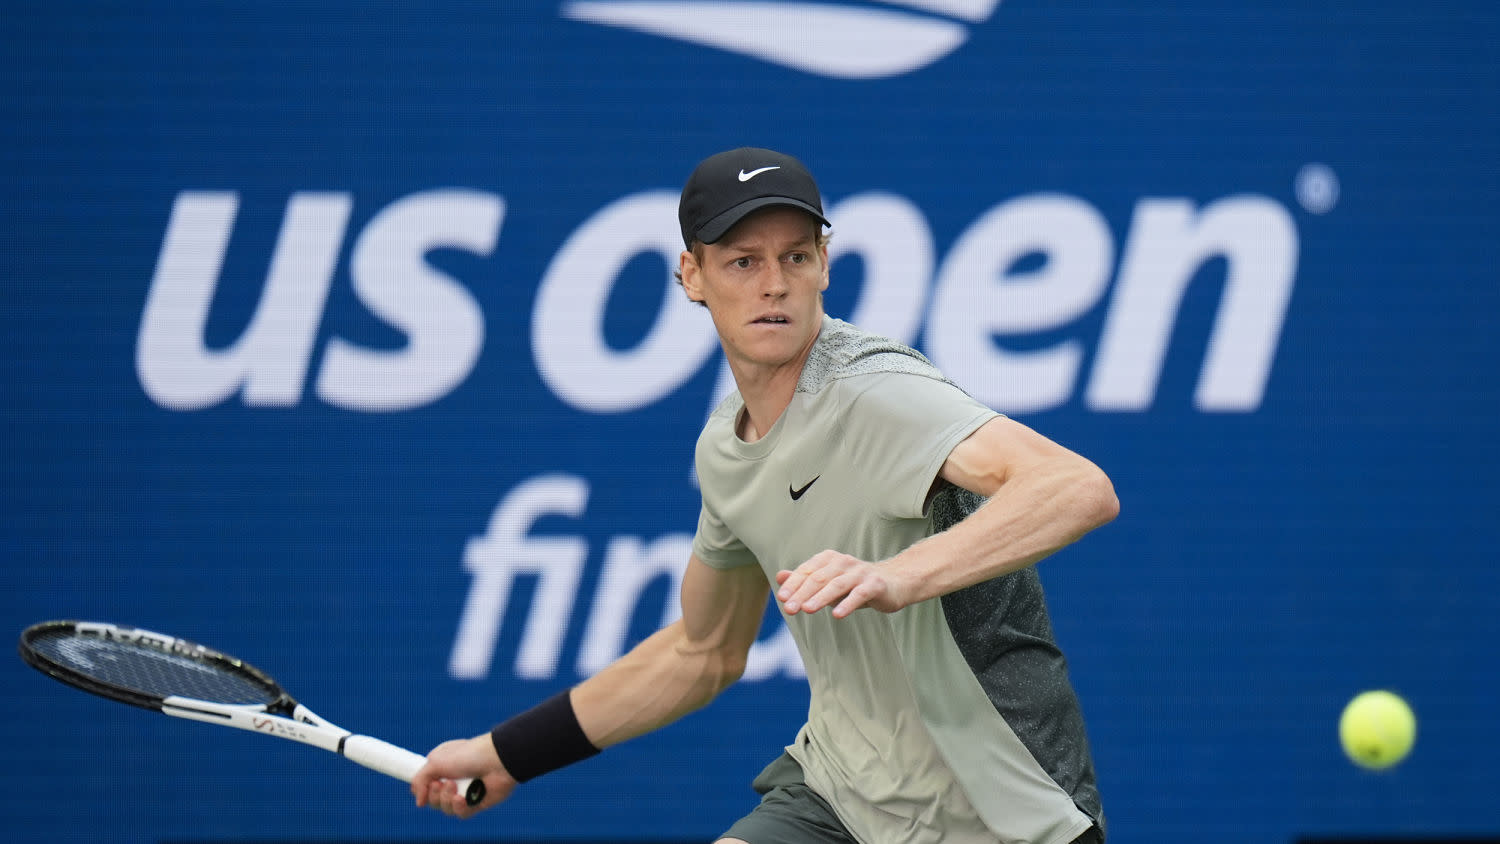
left=776, top=415, right=1118, bottom=617
left=572, top=555, right=769, bottom=746
left=413, top=555, right=768, bottom=818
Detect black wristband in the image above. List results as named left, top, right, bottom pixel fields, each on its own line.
left=490, top=689, right=600, bottom=783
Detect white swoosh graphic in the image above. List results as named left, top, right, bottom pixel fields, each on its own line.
left=878, top=0, right=1000, bottom=24
left=739, top=166, right=780, bottom=181
left=561, top=1, right=992, bottom=79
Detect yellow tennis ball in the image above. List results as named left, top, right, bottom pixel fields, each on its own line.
left=1339, top=690, right=1416, bottom=770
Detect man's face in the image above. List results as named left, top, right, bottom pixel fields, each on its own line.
left=680, top=206, right=829, bottom=375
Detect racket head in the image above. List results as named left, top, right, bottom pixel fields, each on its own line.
left=19, top=620, right=286, bottom=711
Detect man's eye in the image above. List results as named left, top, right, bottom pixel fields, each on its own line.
left=733, top=257, right=752, bottom=269
left=788, top=253, right=807, bottom=264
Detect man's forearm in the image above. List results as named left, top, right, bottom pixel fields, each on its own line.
left=888, top=456, right=1118, bottom=605
left=570, top=619, right=747, bottom=749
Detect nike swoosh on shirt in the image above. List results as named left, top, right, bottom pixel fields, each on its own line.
left=789, top=476, right=820, bottom=500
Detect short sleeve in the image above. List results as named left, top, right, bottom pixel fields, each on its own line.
left=842, top=372, right=999, bottom=520
left=691, top=500, right=759, bottom=570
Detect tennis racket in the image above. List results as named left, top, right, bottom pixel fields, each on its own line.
left=19, top=620, right=484, bottom=806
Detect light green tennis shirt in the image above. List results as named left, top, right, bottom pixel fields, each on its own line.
left=692, top=317, right=1102, bottom=844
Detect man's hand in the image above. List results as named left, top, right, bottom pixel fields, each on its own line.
left=411, top=735, right=517, bottom=819
left=775, top=550, right=910, bottom=618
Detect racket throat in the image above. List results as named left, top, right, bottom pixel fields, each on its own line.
left=267, top=694, right=300, bottom=719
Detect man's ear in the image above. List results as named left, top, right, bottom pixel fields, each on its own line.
left=680, top=248, right=705, bottom=303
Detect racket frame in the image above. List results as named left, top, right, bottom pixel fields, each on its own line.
left=19, top=620, right=482, bottom=804
left=20, top=620, right=279, bottom=712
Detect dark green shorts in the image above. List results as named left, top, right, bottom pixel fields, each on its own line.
left=718, top=780, right=855, bottom=844
left=718, top=752, right=854, bottom=844
left=718, top=753, right=1102, bottom=844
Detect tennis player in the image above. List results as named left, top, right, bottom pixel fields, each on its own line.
left=414, top=147, right=1117, bottom=844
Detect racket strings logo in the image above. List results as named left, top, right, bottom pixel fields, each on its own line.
left=56, top=638, right=216, bottom=678
left=52, top=638, right=117, bottom=671
left=559, top=0, right=1004, bottom=79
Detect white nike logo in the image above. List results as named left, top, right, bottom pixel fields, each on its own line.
left=735, top=167, right=780, bottom=181
left=560, top=2, right=1002, bottom=80
left=738, top=166, right=780, bottom=181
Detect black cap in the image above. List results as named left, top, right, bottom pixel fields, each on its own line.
left=678, top=147, right=830, bottom=248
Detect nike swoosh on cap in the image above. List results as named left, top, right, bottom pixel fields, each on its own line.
left=738, top=166, right=780, bottom=181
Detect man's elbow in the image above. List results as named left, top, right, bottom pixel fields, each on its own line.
left=1081, top=463, right=1120, bottom=529
left=708, top=649, right=749, bottom=694
left=681, top=644, right=749, bottom=704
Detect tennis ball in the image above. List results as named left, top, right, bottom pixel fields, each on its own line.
left=1338, top=690, right=1416, bottom=770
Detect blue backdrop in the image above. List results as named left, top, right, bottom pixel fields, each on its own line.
left=4, top=2, right=1498, bottom=842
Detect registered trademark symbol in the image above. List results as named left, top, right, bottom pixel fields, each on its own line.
left=1295, top=163, right=1340, bottom=214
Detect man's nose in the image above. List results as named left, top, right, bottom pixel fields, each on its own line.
left=761, top=264, right=789, bottom=297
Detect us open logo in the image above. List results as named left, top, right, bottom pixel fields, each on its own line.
left=560, top=0, right=1002, bottom=79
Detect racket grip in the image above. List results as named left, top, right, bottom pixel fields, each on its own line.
left=340, top=735, right=486, bottom=806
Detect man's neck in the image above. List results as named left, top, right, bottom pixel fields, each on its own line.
left=730, top=318, right=824, bottom=443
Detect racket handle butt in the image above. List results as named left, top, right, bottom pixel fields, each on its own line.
left=460, top=777, right=486, bottom=806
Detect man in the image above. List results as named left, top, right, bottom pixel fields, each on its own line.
left=413, top=148, right=1118, bottom=844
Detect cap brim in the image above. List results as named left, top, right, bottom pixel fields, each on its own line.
left=696, top=197, right=830, bottom=245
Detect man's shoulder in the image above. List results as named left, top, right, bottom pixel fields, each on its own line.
left=696, top=391, right=743, bottom=450
left=707, top=389, right=744, bottom=420
left=799, top=317, right=950, bottom=394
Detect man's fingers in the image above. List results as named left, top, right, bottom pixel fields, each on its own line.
left=782, top=569, right=840, bottom=612
left=775, top=552, right=900, bottom=616
left=776, top=564, right=819, bottom=611
left=832, top=580, right=883, bottom=618
left=779, top=553, right=845, bottom=592
left=798, top=572, right=863, bottom=613
left=774, top=569, right=802, bottom=604
left=412, top=767, right=439, bottom=807
left=425, top=779, right=472, bottom=819
left=813, top=572, right=883, bottom=616
left=778, top=561, right=887, bottom=616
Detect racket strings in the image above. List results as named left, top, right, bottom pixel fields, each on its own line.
left=28, top=631, right=279, bottom=705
